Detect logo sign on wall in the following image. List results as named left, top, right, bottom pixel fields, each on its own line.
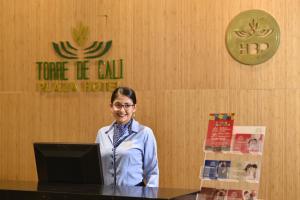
left=226, top=10, right=280, bottom=65
left=36, top=23, right=123, bottom=93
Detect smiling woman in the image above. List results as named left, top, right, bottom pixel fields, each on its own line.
left=95, top=86, right=159, bottom=187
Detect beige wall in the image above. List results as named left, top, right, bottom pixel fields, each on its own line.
left=1, top=0, right=300, bottom=199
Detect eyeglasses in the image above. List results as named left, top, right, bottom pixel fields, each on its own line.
left=112, top=103, right=135, bottom=110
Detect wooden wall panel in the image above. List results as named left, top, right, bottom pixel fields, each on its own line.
left=1, top=0, right=300, bottom=200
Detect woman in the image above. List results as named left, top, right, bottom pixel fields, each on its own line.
left=95, top=87, right=159, bottom=187
left=244, top=163, right=258, bottom=181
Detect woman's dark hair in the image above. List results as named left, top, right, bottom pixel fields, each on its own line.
left=213, top=189, right=226, bottom=197
left=244, top=163, right=258, bottom=171
left=248, top=138, right=258, bottom=144
left=111, top=87, right=137, bottom=104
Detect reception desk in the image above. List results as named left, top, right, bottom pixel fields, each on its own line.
left=0, top=181, right=199, bottom=200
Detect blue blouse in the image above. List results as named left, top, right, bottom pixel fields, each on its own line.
left=95, top=119, right=159, bottom=187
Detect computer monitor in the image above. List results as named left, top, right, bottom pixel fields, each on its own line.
left=34, top=143, right=103, bottom=185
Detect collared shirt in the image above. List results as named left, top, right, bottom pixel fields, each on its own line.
left=95, top=119, right=159, bottom=187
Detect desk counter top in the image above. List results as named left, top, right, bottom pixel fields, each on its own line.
left=0, top=180, right=199, bottom=200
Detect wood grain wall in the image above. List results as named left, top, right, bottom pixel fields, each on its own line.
left=1, top=0, right=299, bottom=199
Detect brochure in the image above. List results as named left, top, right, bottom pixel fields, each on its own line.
left=199, top=187, right=257, bottom=200
left=203, top=160, right=231, bottom=180
left=205, top=113, right=235, bottom=151
left=203, top=160, right=218, bottom=179
left=229, top=160, right=260, bottom=183
left=242, top=161, right=260, bottom=182
left=198, top=187, right=227, bottom=200
left=227, top=189, right=243, bottom=200
left=232, top=126, right=265, bottom=154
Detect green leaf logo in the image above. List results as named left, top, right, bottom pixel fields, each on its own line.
left=71, top=22, right=90, bottom=47
left=52, top=22, right=112, bottom=60
left=234, top=19, right=273, bottom=39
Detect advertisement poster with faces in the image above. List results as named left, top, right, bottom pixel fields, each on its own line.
left=202, top=160, right=231, bottom=180
left=198, top=187, right=257, bottom=200
left=229, top=161, right=261, bottom=182
left=231, top=126, right=266, bottom=154
left=202, top=160, right=260, bottom=182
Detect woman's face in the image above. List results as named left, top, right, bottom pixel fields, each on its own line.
left=248, top=139, right=258, bottom=151
left=213, top=191, right=226, bottom=200
left=246, top=167, right=256, bottom=178
left=111, top=94, right=136, bottom=124
left=244, top=192, right=251, bottom=200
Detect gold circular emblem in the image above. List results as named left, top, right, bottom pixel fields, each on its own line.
left=226, top=10, right=280, bottom=65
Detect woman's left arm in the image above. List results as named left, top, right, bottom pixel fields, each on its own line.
left=143, top=128, right=159, bottom=187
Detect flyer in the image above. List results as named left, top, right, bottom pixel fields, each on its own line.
left=199, top=187, right=257, bottom=200
left=205, top=113, right=235, bottom=151
left=202, top=160, right=219, bottom=179
left=198, top=187, right=216, bottom=200
left=198, top=187, right=227, bottom=200
left=242, top=161, right=260, bottom=182
left=232, top=126, right=266, bottom=154
left=229, top=160, right=260, bottom=183
left=227, top=190, right=243, bottom=200
left=202, top=160, right=231, bottom=180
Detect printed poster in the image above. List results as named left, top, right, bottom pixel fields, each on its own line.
left=202, top=160, right=231, bottom=180
left=232, top=126, right=266, bottom=154
left=227, top=190, right=243, bottom=200
left=205, top=113, right=235, bottom=151
left=198, top=187, right=227, bottom=200
left=199, top=188, right=257, bottom=200
left=229, top=160, right=261, bottom=183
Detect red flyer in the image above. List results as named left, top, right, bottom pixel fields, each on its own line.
left=227, top=190, right=243, bottom=200
left=205, top=113, right=235, bottom=151
left=232, top=126, right=265, bottom=154
left=199, top=187, right=227, bottom=200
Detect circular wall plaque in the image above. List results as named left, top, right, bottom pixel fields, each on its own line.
left=226, top=10, right=280, bottom=65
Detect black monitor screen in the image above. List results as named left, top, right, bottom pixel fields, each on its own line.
left=34, top=143, right=103, bottom=185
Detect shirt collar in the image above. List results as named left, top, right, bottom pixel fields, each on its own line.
left=131, top=119, right=139, bottom=133
left=104, top=122, right=115, bottom=134
left=104, top=119, right=139, bottom=134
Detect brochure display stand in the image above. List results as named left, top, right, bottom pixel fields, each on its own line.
left=198, top=113, right=266, bottom=200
